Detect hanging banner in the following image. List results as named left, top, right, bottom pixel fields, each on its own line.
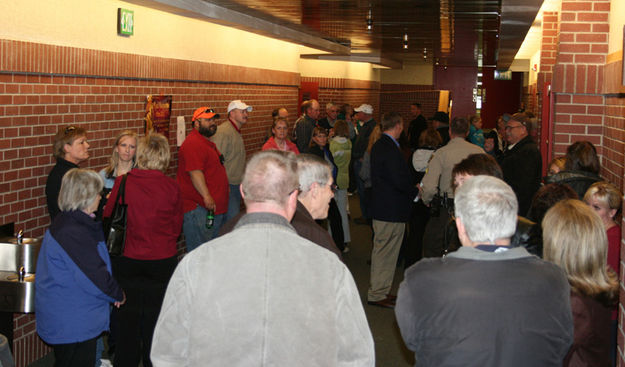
left=145, top=95, right=172, bottom=137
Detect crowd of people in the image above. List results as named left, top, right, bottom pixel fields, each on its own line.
left=35, top=97, right=622, bottom=367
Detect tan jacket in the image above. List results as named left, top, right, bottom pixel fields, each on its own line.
left=421, top=137, right=483, bottom=203
left=211, top=120, right=246, bottom=185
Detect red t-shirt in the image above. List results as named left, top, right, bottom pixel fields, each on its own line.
left=177, top=129, right=229, bottom=214
left=104, top=169, right=183, bottom=260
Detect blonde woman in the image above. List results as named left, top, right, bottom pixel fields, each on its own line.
left=100, top=130, right=137, bottom=190
left=543, top=199, right=618, bottom=367
left=547, top=156, right=566, bottom=176
left=583, top=182, right=622, bottom=275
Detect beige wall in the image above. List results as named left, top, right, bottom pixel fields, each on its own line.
left=380, top=62, right=433, bottom=85
left=609, top=0, right=624, bottom=57
left=298, top=58, right=380, bottom=81
left=1, top=0, right=385, bottom=81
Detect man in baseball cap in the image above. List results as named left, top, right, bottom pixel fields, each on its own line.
left=212, top=100, right=253, bottom=222
left=177, top=107, right=229, bottom=251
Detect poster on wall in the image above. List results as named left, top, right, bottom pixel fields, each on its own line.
left=145, top=95, right=172, bottom=137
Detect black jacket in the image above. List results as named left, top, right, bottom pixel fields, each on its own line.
left=444, top=216, right=542, bottom=257
left=371, top=134, right=416, bottom=222
left=408, top=115, right=427, bottom=150
left=544, top=170, right=602, bottom=199
left=499, top=135, right=542, bottom=216
left=45, top=158, right=79, bottom=220
left=352, top=119, right=376, bottom=159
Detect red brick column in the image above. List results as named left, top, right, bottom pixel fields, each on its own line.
left=551, top=0, right=609, bottom=156
left=534, top=11, right=559, bottom=138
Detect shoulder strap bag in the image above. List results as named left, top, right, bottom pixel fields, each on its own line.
left=103, top=174, right=128, bottom=257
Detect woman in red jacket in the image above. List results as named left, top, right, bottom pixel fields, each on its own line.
left=262, top=117, right=299, bottom=154
left=104, top=133, right=183, bottom=367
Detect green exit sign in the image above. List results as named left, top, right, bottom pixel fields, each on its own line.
left=117, top=8, right=134, bottom=36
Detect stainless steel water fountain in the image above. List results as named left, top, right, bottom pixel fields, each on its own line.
left=0, top=230, right=41, bottom=313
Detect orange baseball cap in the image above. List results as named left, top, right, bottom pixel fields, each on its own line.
left=192, top=107, right=220, bottom=121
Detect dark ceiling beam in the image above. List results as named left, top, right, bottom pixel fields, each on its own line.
left=497, top=0, right=543, bottom=70
left=121, top=0, right=351, bottom=55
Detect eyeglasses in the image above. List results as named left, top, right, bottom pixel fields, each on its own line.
left=203, top=108, right=216, bottom=114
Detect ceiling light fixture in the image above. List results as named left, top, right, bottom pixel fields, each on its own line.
left=423, top=48, right=427, bottom=60
left=366, top=9, right=373, bottom=31
left=403, top=33, right=409, bottom=49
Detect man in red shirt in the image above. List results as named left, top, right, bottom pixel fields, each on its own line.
left=177, top=107, right=229, bottom=252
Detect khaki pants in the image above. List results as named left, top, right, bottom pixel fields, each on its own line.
left=368, top=220, right=405, bottom=302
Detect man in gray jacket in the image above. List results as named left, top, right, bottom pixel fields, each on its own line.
left=396, top=176, right=573, bottom=367
left=152, top=150, right=374, bottom=367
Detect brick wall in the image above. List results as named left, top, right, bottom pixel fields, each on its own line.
left=379, top=84, right=440, bottom=126
left=604, top=56, right=625, bottom=365
left=602, top=59, right=625, bottom=186
left=544, top=1, right=625, bottom=364
left=300, top=77, right=381, bottom=121
left=551, top=0, right=609, bottom=157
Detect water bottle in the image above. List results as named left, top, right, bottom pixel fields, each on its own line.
left=206, top=209, right=214, bottom=229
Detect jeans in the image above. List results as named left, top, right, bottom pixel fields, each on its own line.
left=183, top=205, right=226, bottom=252
left=225, top=184, right=242, bottom=222
left=95, top=336, right=104, bottom=366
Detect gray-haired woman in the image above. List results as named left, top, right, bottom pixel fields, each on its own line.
left=36, top=168, right=125, bottom=367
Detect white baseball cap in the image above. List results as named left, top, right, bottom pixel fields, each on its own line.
left=354, top=104, right=373, bottom=114
left=227, top=100, right=253, bottom=113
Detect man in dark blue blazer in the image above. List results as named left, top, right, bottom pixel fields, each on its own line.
left=368, top=111, right=416, bottom=308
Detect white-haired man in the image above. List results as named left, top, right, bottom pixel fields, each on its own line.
left=395, top=176, right=573, bottom=366
left=212, top=99, right=252, bottom=221
left=219, top=153, right=342, bottom=259
left=152, top=151, right=374, bottom=367
left=318, top=102, right=338, bottom=132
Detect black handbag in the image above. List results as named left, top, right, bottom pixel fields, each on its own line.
left=103, top=174, right=128, bottom=257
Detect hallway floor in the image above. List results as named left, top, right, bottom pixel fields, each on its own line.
left=343, top=194, right=414, bottom=367
left=28, top=194, right=414, bottom=367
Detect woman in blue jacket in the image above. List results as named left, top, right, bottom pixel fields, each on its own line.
left=36, top=168, right=125, bottom=367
